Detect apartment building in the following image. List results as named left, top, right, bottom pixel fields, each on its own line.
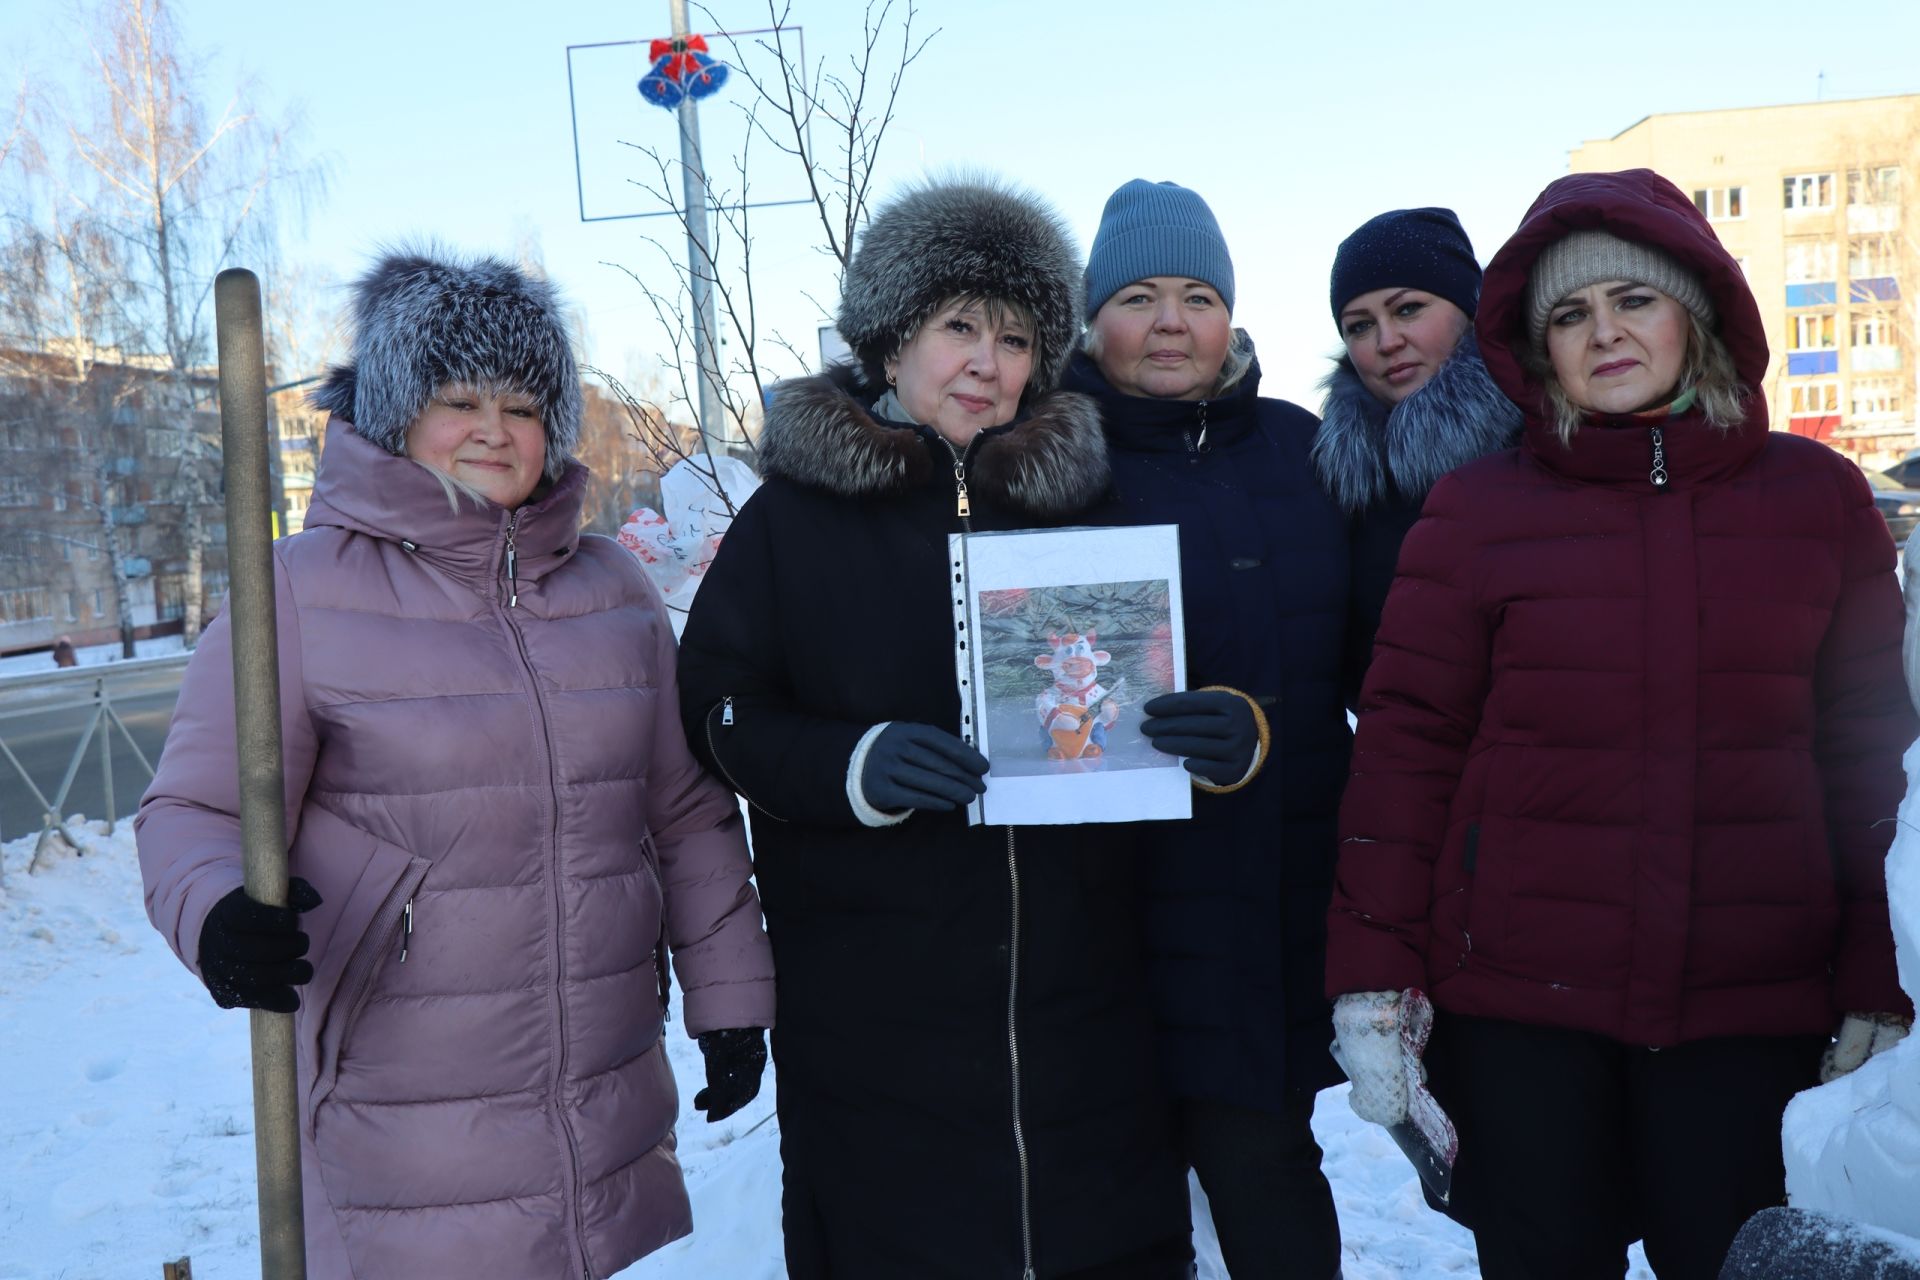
left=1571, top=95, right=1918, bottom=467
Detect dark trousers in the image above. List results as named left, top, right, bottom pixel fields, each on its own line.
left=1180, top=1095, right=1342, bottom=1280
left=1058, top=1235, right=1195, bottom=1280
left=1425, top=1013, right=1824, bottom=1280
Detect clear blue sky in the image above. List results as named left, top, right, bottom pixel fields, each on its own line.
left=7, top=0, right=1920, bottom=407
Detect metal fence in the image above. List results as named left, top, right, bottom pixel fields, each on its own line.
left=0, top=653, right=189, bottom=848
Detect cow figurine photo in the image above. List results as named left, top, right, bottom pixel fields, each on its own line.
left=1034, top=631, right=1126, bottom=760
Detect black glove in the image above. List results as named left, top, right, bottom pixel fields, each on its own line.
left=694, top=1027, right=768, bottom=1123
left=860, top=722, right=989, bottom=814
left=195, top=878, right=322, bottom=1013
left=1140, top=691, right=1259, bottom=786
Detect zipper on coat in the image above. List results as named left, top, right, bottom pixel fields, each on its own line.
left=399, top=899, right=413, bottom=962
left=1649, top=426, right=1669, bottom=491
left=1005, top=826, right=1034, bottom=1280
left=941, top=436, right=978, bottom=523
left=499, top=590, right=589, bottom=1270
left=1181, top=400, right=1211, bottom=458
left=706, top=698, right=787, bottom=821
left=504, top=511, right=521, bottom=606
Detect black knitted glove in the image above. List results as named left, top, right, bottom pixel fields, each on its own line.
left=195, top=878, right=322, bottom=1013
left=860, top=722, right=989, bottom=813
left=694, top=1027, right=769, bottom=1123
left=1140, top=690, right=1259, bottom=785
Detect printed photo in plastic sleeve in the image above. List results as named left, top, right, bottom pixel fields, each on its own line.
left=949, top=524, right=1190, bottom=826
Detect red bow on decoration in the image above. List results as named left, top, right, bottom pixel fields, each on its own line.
left=647, top=34, right=711, bottom=86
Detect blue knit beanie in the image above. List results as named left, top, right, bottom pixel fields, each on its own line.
left=1329, top=207, right=1481, bottom=328
left=1084, top=180, right=1235, bottom=318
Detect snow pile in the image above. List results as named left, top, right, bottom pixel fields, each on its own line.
left=0, top=633, right=186, bottom=679
left=1721, top=1206, right=1920, bottom=1278
left=1782, top=737, right=1920, bottom=1242
left=2, top=817, right=1661, bottom=1278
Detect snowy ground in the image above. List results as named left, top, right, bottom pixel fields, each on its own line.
left=2, top=820, right=1658, bottom=1280
left=0, top=634, right=186, bottom=680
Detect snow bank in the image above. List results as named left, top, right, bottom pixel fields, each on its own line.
left=0, top=633, right=186, bottom=679
left=1782, top=737, right=1920, bottom=1242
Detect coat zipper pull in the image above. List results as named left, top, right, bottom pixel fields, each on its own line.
left=399, top=899, right=414, bottom=963
left=953, top=462, right=971, bottom=518
left=722, top=695, right=735, bottom=727
left=1649, top=426, right=1670, bottom=490
left=504, top=513, right=520, bottom=607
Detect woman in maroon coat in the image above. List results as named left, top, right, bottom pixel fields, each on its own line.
left=1326, top=169, right=1916, bottom=1279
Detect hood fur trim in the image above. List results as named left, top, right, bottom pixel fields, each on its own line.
left=760, top=366, right=1109, bottom=519
left=837, top=177, right=1084, bottom=395
left=308, top=249, right=582, bottom=480
left=1313, top=336, right=1522, bottom=512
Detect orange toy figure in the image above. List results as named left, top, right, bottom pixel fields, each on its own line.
left=1035, top=632, right=1124, bottom=760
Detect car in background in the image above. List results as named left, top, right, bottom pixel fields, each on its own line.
left=1860, top=465, right=1920, bottom=544
left=1882, top=449, right=1920, bottom=489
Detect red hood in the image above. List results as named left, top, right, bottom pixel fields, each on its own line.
left=1475, top=169, right=1770, bottom=425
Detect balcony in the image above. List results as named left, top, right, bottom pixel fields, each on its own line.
left=1848, top=205, right=1900, bottom=233
left=1853, top=347, right=1902, bottom=374
left=1849, top=276, right=1901, bottom=303
left=1787, top=352, right=1839, bottom=376
left=1786, top=282, right=1838, bottom=307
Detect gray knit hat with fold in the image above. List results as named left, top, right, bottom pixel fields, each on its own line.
left=1525, top=230, right=1715, bottom=350
left=1084, top=180, right=1235, bottom=317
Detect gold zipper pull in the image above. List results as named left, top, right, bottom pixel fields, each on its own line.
left=954, top=464, right=971, bottom=518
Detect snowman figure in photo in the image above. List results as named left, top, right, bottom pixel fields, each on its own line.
left=1034, top=631, right=1123, bottom=761
left=1777, top=529, right=1920, bottom=1247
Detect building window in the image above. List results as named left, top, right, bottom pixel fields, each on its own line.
left=0, top=587, right=52, bottom=623
left=1848, top=166, right=1901, bottom=206
left=1850, top=235, right=1898, bottom=278
left=93, top=588, right=105, bottom=615
left=1789, top=382, right=1840, bottom=416
left=1784, top=173, right=1837, bottom=211
left=65, top=591, right=78, bottom=622
left=1790, top=314, right=1837, bottom=350
left=0, top=474, right=36, bottom=507
left=156, top=574, right=186, bottom=622
left=1852, top=313, right=1894, bottom=346
left=1786, top=240, right=1839, bottom=283
left=1692, top=186, right=1746, bottom=220
left=1852, top=377, right=1903, bottom=419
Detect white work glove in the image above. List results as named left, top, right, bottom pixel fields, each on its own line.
left=1819, top=1012, right=1913, bottom=1083
left=1331, top=990, right=1412, bottom=1126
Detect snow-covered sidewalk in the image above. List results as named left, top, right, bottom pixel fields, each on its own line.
left=1, top=820, right=1655, bottom=1279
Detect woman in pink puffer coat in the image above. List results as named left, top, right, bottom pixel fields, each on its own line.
left=136, top=251, right=774, bottom=1279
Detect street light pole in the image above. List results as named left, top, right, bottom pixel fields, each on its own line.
left=670, top=0, right=728, bottom=459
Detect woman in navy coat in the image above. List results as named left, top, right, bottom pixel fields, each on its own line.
left=1069, top=179, right=1363, bottom=1280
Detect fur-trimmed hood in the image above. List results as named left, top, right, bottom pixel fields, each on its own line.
left=759, top=365, right=1109, bottom=520
left=309, top=250, right=583, bottom=480
left=1312, top=335, right=1522, bottom=512
left=837, top=177, right=1084, bottom=396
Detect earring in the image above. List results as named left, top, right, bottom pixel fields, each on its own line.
left=886, top=370, right=897, bottom=386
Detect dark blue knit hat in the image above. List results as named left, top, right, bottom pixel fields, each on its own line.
left=1085, top=180, right=1235, bottom=318
left=1329, top=207, right=1481, bottom=328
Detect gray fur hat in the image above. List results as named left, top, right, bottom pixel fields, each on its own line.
left=310, top=250, right=583, bottom=480
left=836, top=177, right=1084, bottom=397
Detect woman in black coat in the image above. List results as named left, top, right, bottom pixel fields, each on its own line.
left=676, top=178, right=1192, bottom=1280
left=1066, top=178, right=1353, bottom=1280
left=1313, top=207, right=1521, bottom=666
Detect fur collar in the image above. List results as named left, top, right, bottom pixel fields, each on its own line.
left=759, top=365, right=1109, bottom=520
left=1312, top=336, right=1522, bottom=512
